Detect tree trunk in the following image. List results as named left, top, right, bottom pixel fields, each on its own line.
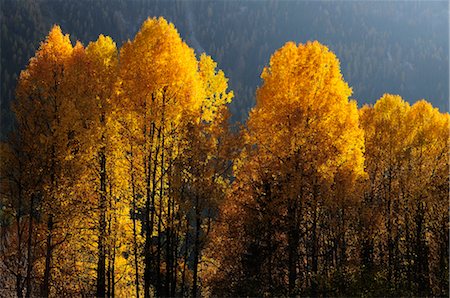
left=310, top=181, right=319, bottom=297
left=438, top=213, right=448, bottom=296
left=169, top=163, right=177, bottom=297
left=156, top=92, right=167, bottom=296
left=15, top=184, right=23, bottom=298
left=180, top=219, right=189, bottom=297
left=106, top=194, right=113, bottom=298
left=192, top=195, right=201, bottom=298
left=130, top=148, right=140, bottom=298
left=25, top=194, right=34, bottom=298
left=107, top=259, right=111, bottom=298
left=41, top=214, right=53, bottom=298
left=96, top=147, right=107, bottom=298
left=287, top=197, right=298, bottom=297
left=311, top=205, right=318, bottom=297
left=171, top=216, right=178, bottom=297
left=405, top=208, right=412, bottom=290
left=144, top=120, right=156, bottom=298
left=415, top=202, right=430, bottom=295
left=111, top=239, right=116, bottom=298
left=165, top=163, right=172, bottom=297
left=386, top=170, right=393, bottom=288
left=156, top=131, right=165, bottom=296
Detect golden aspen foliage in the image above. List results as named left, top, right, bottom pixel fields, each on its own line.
left=207, top=41, right=366, bottom=296
left=198, top=53, right=234, bottom=122
left=249, top=41, right=365, bottom=181
left=115, top=17, right=235, bottom=298
left=119, top=17, right=203, bottom=125
left=12, top=25, right=85, bottom=296
left=5, top=13, right=448, bottom=298
left=13, top=24, right=77, bottom=218
left=359, top=94, right=449, bottom=295
left=14, top=25, right=74, bottom=159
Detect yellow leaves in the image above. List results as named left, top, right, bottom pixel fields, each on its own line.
left=14, top=25, right=81, bottom=178
left=16, top=25, right=73, bottom=104
left=408, top=100, right=448, bottom=150
left=37, top=25, right=73, bottom=64
left=199, top=54, right=234, bottom=122
left=258, top=41, right=351, bottom=111
left=15, top=25, right=73, bottom=112
left=248, top=40, right=364, bottom=183
left=361, top=93, right=449, bottom=206
left=86, top=35, right=117, bottom=68
left=362, top=94, right=417, bottom=161
left=8, top=16, right=236, bottom=298
left=7, top=14, right=450, bottom=297
left=119, top=17, right=203, bottom=122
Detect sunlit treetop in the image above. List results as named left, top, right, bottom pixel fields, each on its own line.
left=360, top=93, right=412, bottom=161
left=16, top=25, right=73, bottom=101
left=256, top=41, right=351, bottom=111
left=199, top=53, right=234, bottom=122
left=119, top=17, right=203, bottom=122
left=86, top=35, right=118, bottom=69
left=248, top=41, right=365, bottom=181
left=36, top=24, right=73, bottom=64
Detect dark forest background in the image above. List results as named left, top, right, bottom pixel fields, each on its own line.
left=1, top=0, right=449, bottom=137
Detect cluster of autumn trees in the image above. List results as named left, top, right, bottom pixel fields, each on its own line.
left=206, top=43, right=449, bottom=297
left=0, top=17, right=448, bottom=298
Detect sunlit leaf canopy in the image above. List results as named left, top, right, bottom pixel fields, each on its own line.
left=1, top=12, right=448, bottom=298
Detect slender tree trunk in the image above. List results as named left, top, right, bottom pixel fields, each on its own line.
left=170, top=164, right=177, bottom=297
left=42, top=143, right=57, bottom=298
left=144, top=161, right=152, bottom=298
left=130, top=148, right=140, bottom=298
left=311, top=182, right=319, bottom=297
left=156, top=185, right=162, bottom=296
left=107, top=259, right=111, bottom=298
left=144, top=119, right=156, bottom=298
left=180, top=219, right=189, bottom=297
left=156, top=138, right=164, bottom=295
left=156, top=94, right=167, bottom=296
left=287, top=197, right=298, bottom=297
left=111, top=237, right=116, bottom=298
left=311, top=206, right=318, bottom=297
left=25, top=194, right=34, bottom=298
left=415, top=202, right=430, bottom=295
left=438, top=213, right=448, bottom=296
left=386, top=170, right=393, bottom=288
left=393, top=199, right=401, bottom=292
left=171, top=215, right=179, bottom=297
left=15, top=185, right=23, bottom=298
left=340, top=202, right=346, bottom=268
left=267, top=208, right=274, bottom=294
left=97, top=147, right=107, bottom=298
left=336, top=198, right=346, bottom=295
left=109, top=183, right=116, bottom=298
left=16, top=273, right=23, bottom=298
left=107, top=196, right=113, bottom=298
left=41, top=214, right=53, bottom=298
left=405, top=211, right=412, bottom=290
left=192, top=195, right=201, bottom=298
left=165, top=164, right=172, bottom=297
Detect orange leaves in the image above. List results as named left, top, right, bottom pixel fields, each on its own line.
left=6, top=13, right=450, bottom=297
left=13, top=25, right=77, bottom=168
left=248, top=40, right=364, bottom=182
left=258, top=41, right=351, bottom=110
left=16, top=26, right=73, bottom=105
left=119, top=17, right=203, bottom=123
